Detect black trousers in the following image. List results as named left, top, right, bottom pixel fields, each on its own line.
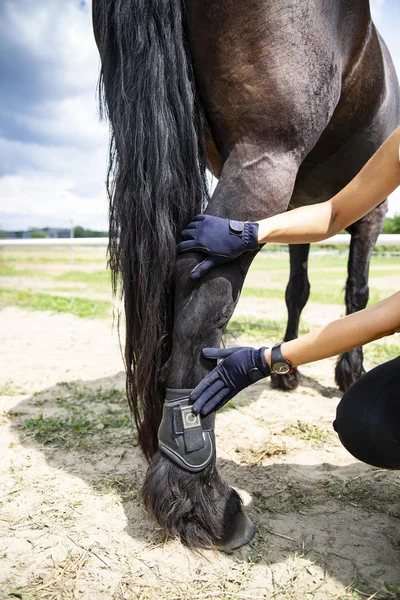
left=333, top=356, right=400, bottom=469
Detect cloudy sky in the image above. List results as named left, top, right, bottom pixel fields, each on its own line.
left=1, top=0, right=400, bottom=231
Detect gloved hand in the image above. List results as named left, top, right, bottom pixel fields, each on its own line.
left=177, top=214, right=259, bottom=280
left=190, top=346, right=270, bottom=416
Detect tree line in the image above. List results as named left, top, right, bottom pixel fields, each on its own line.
left=73, top=226, right=108, bottom=238
left=382, top=215, right=400, bottom=234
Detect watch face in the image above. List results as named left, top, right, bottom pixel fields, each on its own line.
left=273, top=361, right=291, bottom=374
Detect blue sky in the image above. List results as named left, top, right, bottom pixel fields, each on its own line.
left=0, top=0, right=400, bottom=231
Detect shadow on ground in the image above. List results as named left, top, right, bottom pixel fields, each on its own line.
left=299, top=372, right=342, bottom=399
left=5, top=374, right=400, bottom=598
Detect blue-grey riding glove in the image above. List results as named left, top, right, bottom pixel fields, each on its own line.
left=177, top=214, right=259, bottom=280
left=190, top=346, right=270, bottom=416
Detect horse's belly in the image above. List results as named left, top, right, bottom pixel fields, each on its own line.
left=186, top=0, right=398, bottom=189
left=185, top=0, right=347, bottom=157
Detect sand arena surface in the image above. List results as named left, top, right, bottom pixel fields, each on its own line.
left=1, top=305, right=400, bottom=600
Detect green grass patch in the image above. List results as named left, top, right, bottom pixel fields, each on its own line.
left=54, top=270, right=110, bottom=284
left=0, top=288, right=111, bottom=318
left=0, top=265, right=111, bottom=283
left=1, top=248, right=107, bottom=264
left=0, top=264, right=24, bottom=276
left=16, top=256, right=105, bottom=264
left=241, top=286, right=285, bottom=301
left=21, top=383, right=134, bottom=450
left=248, top=262, right=400, bottom=292
left=283, top=420, right=333, bottom=447
left=0, top=264, right=47, bottom=277
left=253, top=482, right=316, bottom=513
left=50, top=285, right=90, bottom=294
left=55, top=383, right=126, bottom=405
left=93, top=475, right=142, bottom=502
left=309, top=285, right=389, bottom=305
left=241, top=284, right=390, bottom=305
left=254, top=249, right=400, bottom=270
left=374, top=245, right=400, bottom=255
left=226, top=316, right=309, bottom=341
left=308, top=267, right=398, bottom=281
left=0, top=380, right=27, bottom=396
left=364, top=343, right=400, bottom=365
left=23, top=413, right=90, bottom=443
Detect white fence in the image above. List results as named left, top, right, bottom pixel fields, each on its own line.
left=2, top=234, right=400, bottom=247
left=0, top=237, right=108, bottom=246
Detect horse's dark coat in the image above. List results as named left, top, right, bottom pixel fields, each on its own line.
left=94, top=0, right=399, bottom=548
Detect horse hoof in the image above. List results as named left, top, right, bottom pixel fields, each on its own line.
left=335, top=350, right=365, bottom=392
left=270, top=368, right=300, bottom=391
left=216, top=508, right=256, bottom=552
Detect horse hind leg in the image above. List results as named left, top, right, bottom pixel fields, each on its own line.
left=143, top=148, right=301, bottom=550
left=271, top=243, right=311, bottom=390
left=143, top=251, right=258, bottom=551
left=335, top=200, right=388, bottom=391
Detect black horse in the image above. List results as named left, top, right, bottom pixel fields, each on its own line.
left=93, top=0, right=400, bottom=549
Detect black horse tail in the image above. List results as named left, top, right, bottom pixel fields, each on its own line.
left=93, top=0, right=208, bottom=460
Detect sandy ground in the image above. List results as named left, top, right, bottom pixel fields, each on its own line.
left=1, top=306, right=400, bottom=600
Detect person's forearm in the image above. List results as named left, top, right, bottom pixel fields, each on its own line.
left=257, top=126, right=400, bottom=244
left=257, top=200, right=335, bottom=244
left=264, top=291, right=400, bottom=368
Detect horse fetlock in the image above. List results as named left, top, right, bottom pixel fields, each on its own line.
left=270, top=368, right=300, bottom=391
left=143, top=451, right=255, bottom=550
left=345, top=282, right=369, bottom=312
left=335, top=348, right=365, bottom=392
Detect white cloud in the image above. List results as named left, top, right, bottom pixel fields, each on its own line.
left=0, top=0, right=109, bottom=230
left=12, top=93, right=107, bottom=150
left=0, top=173, right=107, bottom=230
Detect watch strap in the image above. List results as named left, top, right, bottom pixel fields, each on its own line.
left=270, top=342, right=293, bottom=374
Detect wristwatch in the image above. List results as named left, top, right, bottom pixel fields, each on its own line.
left=270, top=343, right=293, bottom=374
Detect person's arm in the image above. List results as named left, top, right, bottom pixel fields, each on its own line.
left=258, top=126, right=400, bottom=244
left=191, top=291, right=400, bottom=415
left=178, top=127, right=400, bottom=280
left=265, top=290, right=400, bottom=367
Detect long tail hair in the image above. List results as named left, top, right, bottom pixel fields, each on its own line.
left=93, top=0, right=208, bottom=459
